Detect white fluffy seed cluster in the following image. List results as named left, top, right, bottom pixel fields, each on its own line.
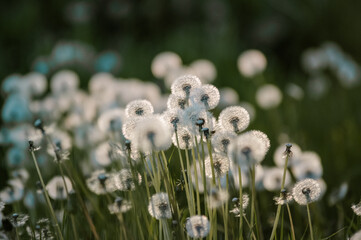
left=185, top=215, right=211, bottom=238
left=292, top=178, right=321, bottom=205
left=148, top=192, right=172, bottom=219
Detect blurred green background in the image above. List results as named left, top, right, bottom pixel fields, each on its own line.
left=1, top=0, right=361, bottom=234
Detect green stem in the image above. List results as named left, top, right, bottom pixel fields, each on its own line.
left=238, top=166, right=244, bottom=240
left=286, top=203, right=296, bottom=240
left=307, top=203, right=314, bottom=240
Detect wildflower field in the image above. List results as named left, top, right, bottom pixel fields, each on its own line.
left=1, top=1, right=361, bottom=240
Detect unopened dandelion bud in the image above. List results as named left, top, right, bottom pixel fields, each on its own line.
left=196, top=119, right=205, bottom=132
left=34, top=119, right=45, bottom=133
left=283, top=143, right=293, bottom=158
left=202, top=128, right=210, bottom=139
left=98, top=174, right=108, bottom=188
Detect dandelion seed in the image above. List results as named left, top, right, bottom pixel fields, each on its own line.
left=185, top=215, right=210, bottom=238
left=133, top=116, right=172, bottom=153
left=171, top=75, right=202, bottom=98
left=148, top=193, right=172, bottom=219
left=46, top=176, right=73, bottom=200
left=8, top=213, right=29, bottom=228
left=351, top=202, right=361, bottom=216
left=125, top=99, right=154, bottom=118
left=229, top=194, right=250, bottom=217
left=273, top=142, right=302, bottom=167
left=228, top=132, right=268, bottom=167
left=208, top=188, right=229, bottom=208
left=205, top=153, right=230, bottom=178
left=189, top=84, right=220, bottom=110
left=274, top=189, right=293, bottom=205
left=113, top=169, right=142, bottom=191
left=211, top=130, right=237, bottom=154
left=263, top=168, right=291, bottom=192
left=219, top=106, right=250, bottom=134
left=108, top=197, right=132, bottom=214
left=237, top=49, right=267, bottom=78
left=292, top=178, right=321, bottom=205
left=97, top=108, right=126, bottom=133
left=151, top=52, right=182, bottom=78
left=255, top=84, right=283, bottom=109
left=167, top=94, right=188, bottom=110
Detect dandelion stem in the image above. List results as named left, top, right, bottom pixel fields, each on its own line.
left=286, top=203, right=296, bottom=240
left=307, top=203, right=314, bottom=240
left=185, top=149, right=196, bottom=215
left=270, top=150, right=290, bottom=240
left=29, top=150, right=64, bottom=240
left=191, top=148, right=201, bottom=215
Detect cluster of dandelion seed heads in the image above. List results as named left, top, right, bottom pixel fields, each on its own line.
left=219, top=106, right=250, bottom=133
left=189, top=84, right=220, bottom=110
left=125, top=99, right=154, bottom=118
left=148, top=192, right=172, bottom=219
left=292, top=178, right=321, bottom=205
left=185, top=215, right=211, bottom=238
left=205, top=153, right=230, bottom=178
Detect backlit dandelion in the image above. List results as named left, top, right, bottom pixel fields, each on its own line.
left=205, top=153, right=230, bottom=178
left=237, top=49, right=267, bottom=78
left=151, top=52, right=182, bottom=78
left=182, top=104, right=214, bottom=134
left=273, top=142, right=302, bottom=167
left=274, top=189, right=293, bottom=205
left=292, top=151, right=323, bottom=180
left=113, top=169, right=142, bottom=191
left=46, top=176, right=73, bottom=200
left=8, top=213, right=29, bottom=228
left=108, top=197, right=132, bottom=214
left=292, top=178, right=321, bottom=205
left=229, top=194, right=250, bottom=217
left=219, top=106, right=250, bottom=134
left=97, top=108, right=126, bottom=133
left=185, top=215, right=210, bottom=238
left=86, top=170, right=115, bottom=195
left=172, top=126, right=194, bottom=149
left=167, top=94, right=188, bottom=110
left=148, top=192, right=172, bottom=219
left=125, top=99, right=154, bottom=118
left=211, top=130, right=237, bottom=154
left=248, top=130, right=271, bottom=151
left=162, top=108, right=184, bottom=131
left=189, top=84, right=220, bottom=110
left=50, top=70, right=79, bottom=95
left=171, top=75, right=202, bottom=98
left=255, top=84, right=282, bottom=109
left=263, top=168, right=291, bottom=192
left=351, top=202, right=361, bottom=216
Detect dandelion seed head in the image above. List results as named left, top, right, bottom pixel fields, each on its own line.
left=228, top=132, right=268, bottom=167
left=256, top=84, right=283, bottom=109
left=132, top=116, right=172, bottom=153
left=263, top=168, right=291, bottom=192
left=189, top=84, right=220, bottom=110
left=208, top=188, right=229, bottom=208
left=292, top=151, right=323, bottom=180
left=97, top=108, right=126, bottom=133
left=91, top=142, right=125, bottom=167
left=237, top=49, right=267, bottom=78
left=125, top=99, right=154, bottom=118
left=218, top=87, right=239, bottom=108
left=148, top=192, right=172, bottom=219
left=211, top=130, right=237, bottom=154
left=205, top=153, right=230, bottom=178
left=182, top=104, right=214, bottom=134
left=352, top=202, right=361, bottom=216
left=185, top=215, right=210, bottom=238
left=0, top=179, right=24, bottom=204
left=46, top=176, right=73, bottom=200
left=113, top=169, right=142, bottom=191
left=351, top=230, right=361, bottom=240
left=108, top=197, right=132, bottom=214
left=219, top=106, right=250, bottom=134
left=122, top=117, right=142, bottom=140
left=24, top=72, right=48, bottom=97
left=273, top=189, right=293, bottom=205
left=162, top=108, right=184, bottom=131
left=171, top=75, right=202, bottom=98
left=8, top=213, right=29, bottom=228
left=86, top=170, right=115, bottom=195
left=189, top=59, right=216, bottom=83
left=274, top=143, right=302, bottom=167
left=151, top=52, right=182, bottom=78
left=167, top=94, right=188, bottom=110
left=248, top=130, right=270, bottom=152
left=292, top=178, right=321, bottom=205
left=50, top=70, right=79, bottom=95
left=172, top=126, right=194, bottom=149
left=230, top=194, right=249, bottom=217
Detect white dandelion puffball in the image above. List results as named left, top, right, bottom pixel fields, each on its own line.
left=122, top=117, right=142, bottom=140
left=237, top=49, right=267, bottom=78
left=46, top=176, right=73, bottom=200
left=219, top=106, right=250, bottom=134
left=228, top=132, right=269, bottom=167
left=91, top=142, right=125, bottom=167
left=189, top=84, right=220, bottom=110
left=108, top=198, right=132, bottom=214
left=248, top=130, right=271, bottom=151
left=97, top=108, right=126, bottom=133
left=151, top=51, right=182, bottom=78
left=24, top=72, right=47, bottom=97
left=273, top=143, right=302, bottom=167
left=172, top=126, right=194, bottom=149
left=171, top=75, right=202, bottom=98
left=190, top=59, right=217, bottom=83
left=205, top=153, right=230, bottom=178
left=133, top=116, right=172, bottom=153
left=125, top=99, right=154, bottom=118
left=211, top=130, right=237, bottom=154
left=256, top=84, right=283, bottom=109
left=292, top=178, right=321, bottom=205
left=113, top=169, right=142, bottom=191
left=182, top=104, right=215, bottom=134
left=292, top=151, right=323, bottom=180
left=162, top=108, right=184, bottom=131
left=351, top=202, right=361, bottom=216
left=50, top=70, right=79, bottom=95
left=148, top=192, right=172, bottom=219
left=88, top=72, right=115, bottom=95
left=351, top=230, right=361, bottom=240
left=86, top=170, right=115, bottom=195
left=263, top=167, right=291, bottom=192
left=185, top=215, right=211, bottom=238
left=167, top=94, right=188, bottom=110
left=208, top=189, right=229, bottom=209
left=219, top=87, right=239, bottom=108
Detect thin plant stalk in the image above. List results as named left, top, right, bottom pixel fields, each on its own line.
left=270, top=152, right=290, bottom=240
left=286, top=203, right=296, bottom=240
left=307, top=203, right=314, bottom=240
left=29, top=150, right=64, bottom=240
left=185, top=149, right=196, bottom=215
left=238, top=166, right=244, bottom=240
left=191, top=148, right=201, bottom=215
left=249, top=164, right=257, bottom=238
